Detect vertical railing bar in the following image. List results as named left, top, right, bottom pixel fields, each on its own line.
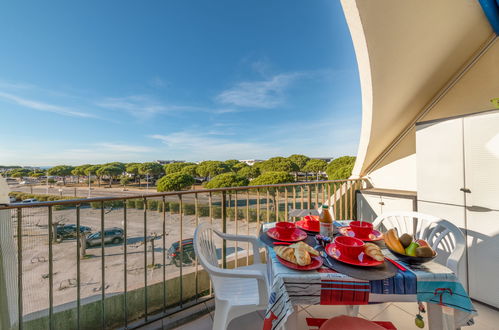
left=307, top=185, right=312, bottom=211
left=76, top=204, right=81, bottom=330
left=327, top=183, right=331, bottom=208
left=221, top=191, right=227, bottom=269
left=123, top=200, right=128, bottom=328
left=266, top=189, right=270, bottom=223
left=315, top=183, right=320, bottom=209
left=300, top=186, right=304, bottom=210
left=284, top=187, right=288, bottom=221
left=235, top=191, right=238, bottom=267
left=339, top=183, right=343, bottom=220
left=100, top=201, right=105, bottom=329
left=178, top=194, right=184, bottom=307
left=208, top=192, right=213, bottom=296
left=194, top=193, right=199, bottom=301
left=276, top=188, right=279, bottom=222
left=17, top=208, right=23, bottom=330
left=344, top=182, right=348, bottom=220
left=143, top=197, right=148, bottom=321
left=333, top=183, right=338, bottom=220
left=292, top=186, right=296, bottom=222
left=256, top=190, right=260, bottom=230
left=349, top=181, right=354, bottom=219
left=162, top=196, right=166, bottom=312
left=246, top=190, right=250, bottom=265
left=48, top=206, right=54, bottom=330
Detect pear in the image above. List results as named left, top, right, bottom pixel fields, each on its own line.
left=405, top=242, right=420, bottom=256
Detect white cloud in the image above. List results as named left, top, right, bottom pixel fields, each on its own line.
left=149, top=132, right=279, bottom=160
left=96, top=95, right=205, bottom=118
left=95, top=143, right=154, bottom=153
left=215, top=73, right=303, bottom=108
left=0, top=91, right=96, bottom=118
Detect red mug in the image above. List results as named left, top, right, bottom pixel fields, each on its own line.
left=350, top=221, right=373, bottom=238
left=334, top=236, right=365, bottom=260
left=275, top=222, right=296, bottom=237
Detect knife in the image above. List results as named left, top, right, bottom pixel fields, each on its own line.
left=384, top=256, right=407, bottom=272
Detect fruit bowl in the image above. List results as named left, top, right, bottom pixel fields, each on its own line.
left=386, top=246, right=437, bottom=265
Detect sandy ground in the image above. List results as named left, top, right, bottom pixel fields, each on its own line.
left=16, top=206, right=260, bottom=316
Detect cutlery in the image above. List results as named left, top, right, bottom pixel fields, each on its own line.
left=384, top=256, right=407, bottom=272
left=319, top=250, right=336, bottom=270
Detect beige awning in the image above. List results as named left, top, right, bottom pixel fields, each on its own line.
left=341, top=0, right=495, bottom=177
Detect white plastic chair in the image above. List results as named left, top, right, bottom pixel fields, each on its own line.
left=372, top=211, right=466, bottom=276
left=194, top=222, right=269, bottom=330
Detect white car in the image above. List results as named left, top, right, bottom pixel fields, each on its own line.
left=21, top=198, right=38, bottom=203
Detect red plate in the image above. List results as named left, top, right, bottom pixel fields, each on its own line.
left=325, top=243, right=384, bottom=267
left=266, top=227, right=307, bottom=242
left=277, top=255, right=323, bottom=271
left=295, top=220, right=320, bottom=232
left=338, top=226, right=384, bottom=242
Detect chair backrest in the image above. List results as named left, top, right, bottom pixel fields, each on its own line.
left=193, top=222, right=220, bottom=271
left=372, top=211, right=466, bottom=275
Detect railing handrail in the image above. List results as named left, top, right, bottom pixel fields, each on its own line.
left=0, top=179, right=365, bottom=210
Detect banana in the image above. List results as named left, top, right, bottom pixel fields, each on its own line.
left=385, top=228, right=406, bottom=254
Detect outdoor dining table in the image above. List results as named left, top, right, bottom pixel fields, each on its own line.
left=259, top=223, right=477, bottom=330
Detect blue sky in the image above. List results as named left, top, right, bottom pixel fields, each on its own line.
left=0, top=0, right=361, bottom=166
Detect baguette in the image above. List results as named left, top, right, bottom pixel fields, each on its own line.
left=289, top=241, right=319, bottom=256
left=364, top=243, right=384, bottom=261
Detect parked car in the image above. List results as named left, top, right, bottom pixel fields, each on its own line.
left=167, top=238, right=195, bottom=267
left=21, top=198, right=38, bottom=203
left=56, top=224, right=92, bottom=241
left=86, top=227, right=124, bottom=247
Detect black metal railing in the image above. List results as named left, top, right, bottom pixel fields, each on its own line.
left=0, top=179, right=365, bottom=330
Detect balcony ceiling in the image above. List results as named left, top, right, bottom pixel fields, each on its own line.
left=341, top=0, right=495, bottom=176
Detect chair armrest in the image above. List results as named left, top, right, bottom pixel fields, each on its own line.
left=213, top=230, right=263, bottom=264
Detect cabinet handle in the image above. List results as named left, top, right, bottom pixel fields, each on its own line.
left=379, top=202, right=385, bottom=205
left=460, top=188, right=471, bottom=193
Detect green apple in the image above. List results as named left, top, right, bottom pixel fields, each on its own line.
left=405, top=241, right=420, bottom=256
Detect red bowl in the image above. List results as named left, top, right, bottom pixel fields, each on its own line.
left=350, top=221, right=374, bottom=239
left=334, top=236, right=365, bottom=260
left=275, top=222, right=296, bottom=235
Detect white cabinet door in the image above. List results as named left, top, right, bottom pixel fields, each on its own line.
left=357, top=193, right=382, bottom=222
left=416, top=119, right=465, bottom=206
left=463, top=110, right=499, bottom=307
left=418, top=201, right=468, bottom=290
left=380, top=195, right=415, bottom=214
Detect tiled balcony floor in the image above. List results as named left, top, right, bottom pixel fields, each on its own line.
left=141, top=300, right=498, bottom=329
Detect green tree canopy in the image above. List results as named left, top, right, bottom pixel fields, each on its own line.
left=204, top=173, right=249, bottom=189
left=71, top=164, right=91, bottom=177
left=104, top=162, right=126, bottom=171
left=180, top=164, right=198, bottom=177
left=223, top=159, right=241, bottom=172
left=259, top=157, right=299, bottom=174
left=125, top=163, right=141, bottom=175
left=139, top=162, right=164, bottom=177
left=232, top=162, right=249, bottom=172
left=30, top=172, right=45, bottom=178
left=84, top=165, right=101, bottom=176
left=288, top=154, right=310, bottom=170
left=196, top=161, right=229, bottom=179
left=303, top=159, right=327, bottom=180
left=250, top=171, right=295, bottom=186
left=326, top=156, right=356, bottom=180
left=237, top=165, right=261, bottom=179
left=47, top=165, right=75, bottom=185
left=156, top=173, right=194, bottom=192
left=163, top=162, right=196, bottom=175
left=96, top=165, right=123, bottom=187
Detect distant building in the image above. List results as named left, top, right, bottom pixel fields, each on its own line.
left=156, top=160, right=186, bottom=165
left=239, top=159, right=264, bottom=166
left=310, top=157, right=334, bottom=163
